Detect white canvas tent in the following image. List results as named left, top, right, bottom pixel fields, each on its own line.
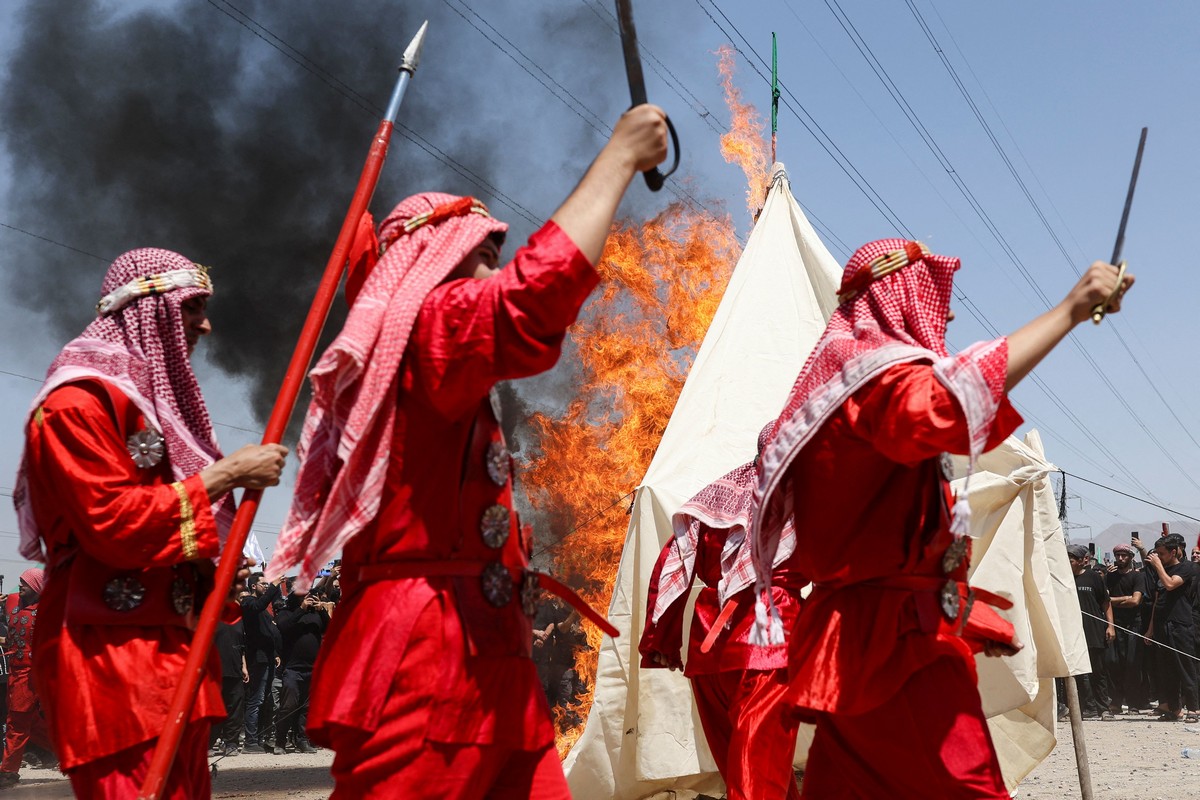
left=563, top=166, right=1090, bottom=800
left=564, top=164, right=842, bottom=799
left=954, top=430, right=1090, bottom=792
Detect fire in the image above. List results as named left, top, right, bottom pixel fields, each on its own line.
left=520, top=48, right=769, bottom=758
left=717, top=44, right=770, bottom=215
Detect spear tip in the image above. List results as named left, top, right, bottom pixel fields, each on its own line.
left=400, top=20, right=429, bottom=74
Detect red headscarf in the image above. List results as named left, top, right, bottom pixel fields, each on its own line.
left=749, top=238, right=1008, bottom=643
left=20, top=567, right=46, bottom=596
left=270, top=194, right=507, bottom=584
left=15, top=248, right=232, bottom=561
left=651, top=423, right=796, bottom=624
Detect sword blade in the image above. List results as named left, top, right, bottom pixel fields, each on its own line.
left=1111, top=127, right=1148, bottom=266
left=615, top=0, right=648, bottom=106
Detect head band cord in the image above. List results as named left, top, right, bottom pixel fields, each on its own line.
left=96, top=266, right=212, bottom=316
left=837, top=241, right=930, bottom=304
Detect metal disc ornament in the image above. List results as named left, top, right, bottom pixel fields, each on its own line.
left=480, top=504, right=511, bottom=549
left=481, top=562, right=514, bottom=608
left=940, top=579, right=960, bottom=621
left=171, top=579, right=194, bottom=616
left=127, top=427, right=165, bottom=469
left=520, top=572, right=540, bottom=617
left=938, top=452, right=955, bottom=482
left=486, top=441, right=511, bottom=487
left=104, top=576, right=147, bottom=612
left=942, top=536, right=969, bottom=575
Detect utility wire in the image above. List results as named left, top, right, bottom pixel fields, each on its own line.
left=1062, top=471, right=1200, bottom=525
left=902, top=0, right=1200, bottom=467
left=204, top=0, right=542, bottom=227
left=532, top=490, right=635, bottom=560
left=810, top=0, right=1200, bottom=494
left=693, top=1, right=1160, bottom=500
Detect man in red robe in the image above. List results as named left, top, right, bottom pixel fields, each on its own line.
left=14, top=248, right=288, bottom=799
left=640, top=425, right=804, bottom=800
left=269, top=104, right=668, bottom=798
left=0, top=568, right=54, bottom=789
left=750, top=239, right=1134, bottom=798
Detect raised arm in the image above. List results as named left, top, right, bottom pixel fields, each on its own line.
left=550, top=104, right=668, bottom=264
left=1005, top=261, right=1134, bottom=391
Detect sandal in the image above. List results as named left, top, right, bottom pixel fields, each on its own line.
left=1158, top=711, right=1182, bottom=722
left=1185, top=714, right=1200, bottom=724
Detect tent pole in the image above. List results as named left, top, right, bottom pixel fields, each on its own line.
left=1064, top=676, right=1094, bottom=799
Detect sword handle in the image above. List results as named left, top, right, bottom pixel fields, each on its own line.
left=641, top=113, right=680, bottom=192
left=1090, top=261, right=1127, bottom=325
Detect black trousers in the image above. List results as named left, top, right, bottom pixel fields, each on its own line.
left=217, top=676, right=246, bottom=748
left=1078, top=645, right=1111, bottom=715
left=276, top=667, right=312, bottom=747
left=1105, top=622, right=1145, bottom=709
left=1154, top=620, right=1199, bottom=712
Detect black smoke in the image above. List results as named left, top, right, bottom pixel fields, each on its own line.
left=0, top=0, right=624, bottom=429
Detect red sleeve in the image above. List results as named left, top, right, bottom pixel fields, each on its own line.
left=27, top=383, right=219, bottom=568
left=638, top=534, right=693, bottom=671
left=844, top=361, right=1022, bottom=465
left=407, top=221, right=599, bottom=418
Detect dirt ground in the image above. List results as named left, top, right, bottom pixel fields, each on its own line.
left=1, top=747, right=335, bottom=799
left=1013, top=711, right=1200, bottom=800
left=5, top=713, right=1200, bottom=798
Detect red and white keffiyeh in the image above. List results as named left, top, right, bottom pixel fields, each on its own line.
left=749, top=238, right=1008, bottom=643
left=269, top=193, right=507, bottom=585
left=14, top=248, right=231, bottom=561
left=651, top=423, right=796, bottom=624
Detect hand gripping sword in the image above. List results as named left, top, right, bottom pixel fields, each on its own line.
left=1092, top=127, right=1147, bottom=324
left=615, top=0, right=680, bottom=191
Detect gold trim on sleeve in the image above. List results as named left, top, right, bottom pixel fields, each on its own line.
left=171, top=481, right=199, bottom=559
left=34, top=407, right=44, bottom=428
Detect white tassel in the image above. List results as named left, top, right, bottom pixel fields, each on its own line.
left=750, top=594, right=786, bottom=646
left=949, top=495, right=972, bottom=537
left=951, top=464, right=974, bottom=537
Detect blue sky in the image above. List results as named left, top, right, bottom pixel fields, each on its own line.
left=1, top=0, right=1197, bottom=577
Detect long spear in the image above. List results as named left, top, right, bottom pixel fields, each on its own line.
left=138, top=22, right=429, bottom=798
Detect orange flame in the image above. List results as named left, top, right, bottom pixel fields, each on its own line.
left=717, top=44, right=770, bottom=215
left=521, top=48, right=769, bottom=758
left=524, top=201, right=740, bottom=758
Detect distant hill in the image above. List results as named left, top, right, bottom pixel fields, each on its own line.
left=1067, top=520, right=1200, bottom=565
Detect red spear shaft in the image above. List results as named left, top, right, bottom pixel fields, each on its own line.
left=138, top=23, right=428, bottom=799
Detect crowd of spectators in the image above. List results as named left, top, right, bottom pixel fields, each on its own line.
left=0, top=555, right=590, bottom=775
left=212, top=563, right=338, bottom=757
left=1064, top=531, right=1200, bottom=723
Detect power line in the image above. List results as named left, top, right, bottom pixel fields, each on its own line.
left=902, top=0, right=1200, bottom=471
left=693, top=1, right=1162, bottom=500
left=203, top=0, right=543, bottom=227
left=577, top=0, right=728, bottom=137
left=810, top=0, right=1200, bottom=495
left=1063, top=471, right=1200, bottom=526
left=693, top=0, right=913, bottom=237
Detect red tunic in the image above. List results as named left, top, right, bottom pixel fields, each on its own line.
left=641, top=524, right=806, bottom=800
left=308, top=221, right=598, bottom=752
left=784, top=362, right=1020, bottom=718
left=23, top=381, right=225, bottom=770
left=641, top=522, right=804, bottom=675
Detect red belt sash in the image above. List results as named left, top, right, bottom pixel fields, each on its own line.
left=354, top=560, right=619, bottom=638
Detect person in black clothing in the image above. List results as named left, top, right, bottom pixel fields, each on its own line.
left=241, top=572, right=283, bottom=751
left=1145, top=533, right=1200, bottom=722
left=273, top=587, right=330, bottom=755
left=212, top=620, right=249, bottom=757
left=1067, top=544, right=1114, bottom=719
left=1104, top=543, right=1144, bottom=713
